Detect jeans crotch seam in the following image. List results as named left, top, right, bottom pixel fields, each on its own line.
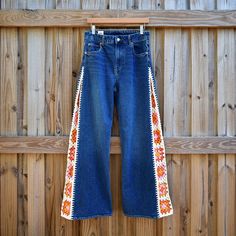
left=114, top=64, right=119, bottom=79
left=113, top=76, right=118, bottom=93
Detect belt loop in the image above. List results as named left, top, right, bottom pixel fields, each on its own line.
left=128, top=35, right=131, bottom=45
left=146, top=34, right=149, bottom=46
left=145, top=34, right=148, bottom=44
left=101, top=35, right=104, bottom=45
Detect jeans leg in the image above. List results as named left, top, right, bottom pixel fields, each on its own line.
left=61, top=49, right=115, bottom=220
left=116, top=50, right=174, bottom=218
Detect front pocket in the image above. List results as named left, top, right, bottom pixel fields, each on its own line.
left=86, top=42, right=102, bottom=55
left=131, top=40, right=148, bottom=57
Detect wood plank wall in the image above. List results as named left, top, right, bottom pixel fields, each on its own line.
left=0, top=0, right=236, bottom=236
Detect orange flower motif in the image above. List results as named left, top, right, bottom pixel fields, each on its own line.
left=69, top=146, right=75, bottom=161
left=71, top=128, right=77, bottom=143
left=154, top=147, right=165, bottom=161
left=152, top=112, right=158, bottom=125
left=61, top=200, right=71, bottom=216
left=159, top=183, right=168, bottom=197
left=157, top=165, right=166, bottom=178
left=67, top=163, right=74, bottom=178
left=153, top=129, right=161, bottom=144
left=65, top=181, right=72, bottom=197
left=160, top=199, right=172, bottom=214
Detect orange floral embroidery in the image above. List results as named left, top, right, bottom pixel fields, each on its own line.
left=159, top=183, right=168, bottom=197
left=152, top=112, right=158, bottom=125
left=157, top=164, right=166, bottom=178
left=69, top=146, right=75, bottom=161
left=71, top=128, right=77, bottom=143
left=149, top=67, right=173, bottom=217
left=65, top=181, right=72, bottom=197
left=61, top=66, right=84, bottom=219
left=160, top=199, right=172, bottom=214
left=154, top=147, right=165, bottom=161
left=62, top=200, right=71, bottom=216
left=153, top=129, right=161, bottom=144
left=67, top=164, right=74, bottom=178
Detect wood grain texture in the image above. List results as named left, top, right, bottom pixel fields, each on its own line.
left=0, top=136, right=236, bottom=154
left=163, top=1, right=192, bottom=235
left=217, top=1, right=236, bottom=235
left=190, top=27, right=209, bottom=236
left=0, top=10, right=236, bottom=27
left=0, top=27, right=18, bottom=236
left=26, top=2, right=46, bottom=234
left=17, top=26, right=28, bottom=236
left=190, top=4, right=209, bottom=236
left=217, top=28, right=236, bottom=236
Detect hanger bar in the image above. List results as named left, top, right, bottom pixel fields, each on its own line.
left=87, top=17, right=149, bottom=24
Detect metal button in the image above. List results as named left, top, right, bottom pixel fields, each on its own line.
left=117, top=37, right=120, bottom=42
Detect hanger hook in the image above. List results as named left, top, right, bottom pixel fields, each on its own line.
left=140, top=24, right=144, bottom=34
left=91, top=24, right=96, bottom=34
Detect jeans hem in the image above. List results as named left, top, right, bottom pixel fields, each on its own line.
left=61, top=212, right=112, bottom=220
left=123, top=212, right=173, bottom=219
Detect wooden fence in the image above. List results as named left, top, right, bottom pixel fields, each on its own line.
left=0, top=1, right=236, bottom=236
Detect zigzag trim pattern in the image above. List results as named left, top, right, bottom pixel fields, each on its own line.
left=148, top=66, right=174, bottom=218
left=60, top=66, right=85, bottom=220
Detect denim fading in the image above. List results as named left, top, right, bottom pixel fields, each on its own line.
left=60, top=29, right=174, bottom=220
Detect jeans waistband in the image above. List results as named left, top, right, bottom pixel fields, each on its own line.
left=84, top=29, right=150, bottom=45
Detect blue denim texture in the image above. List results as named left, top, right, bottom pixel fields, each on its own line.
left=61, top=29, right=173, bottom=220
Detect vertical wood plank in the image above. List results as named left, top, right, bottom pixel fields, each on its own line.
left=0, top=27, right=18, bottom=236
left=207, top=28, right=218, bottom=236
left=13, top=4, right=30, bottom=235
left=190, top=1, right=214, bottom=235
left=217, top=28, right=236, bottom=236
left=45, top=26, right=75, bottom=235
left=45, top=0, right=82, bottom=232
left=17, top=26, right=29, bottom=236
left=26, top=1, right=46, bottom=235
left=164, top=27, right=192, bottom=236
left=163, top=0, right=191, bottom=235
left=217, top=1, right=236, bottom=235
left=1, top=2, right=19, bottom=236
left=164, top=28, right=182, bottom=236
left=190, top=28, right=209, bottom=236
left=27, top=27, right=46, bottom=236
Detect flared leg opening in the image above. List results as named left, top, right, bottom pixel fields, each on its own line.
left=61, top=212, right=113, bottom=220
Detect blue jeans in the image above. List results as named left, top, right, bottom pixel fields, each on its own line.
left=60, top=29, right=173, bottom=220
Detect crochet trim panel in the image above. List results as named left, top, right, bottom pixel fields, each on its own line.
left=148, top=66, right=174, bottom=218
left=61, top=66, right=85, bottom=220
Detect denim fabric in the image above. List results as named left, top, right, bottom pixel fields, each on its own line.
left=60, top=29, right=174, bottom=220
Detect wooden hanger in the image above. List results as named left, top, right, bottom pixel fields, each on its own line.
left=86, top=18, right=149, bottom=35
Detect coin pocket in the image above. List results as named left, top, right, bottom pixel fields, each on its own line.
left=131, top=40, right=148, bottom=57
left=86, top=42, right=102, bottom=55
